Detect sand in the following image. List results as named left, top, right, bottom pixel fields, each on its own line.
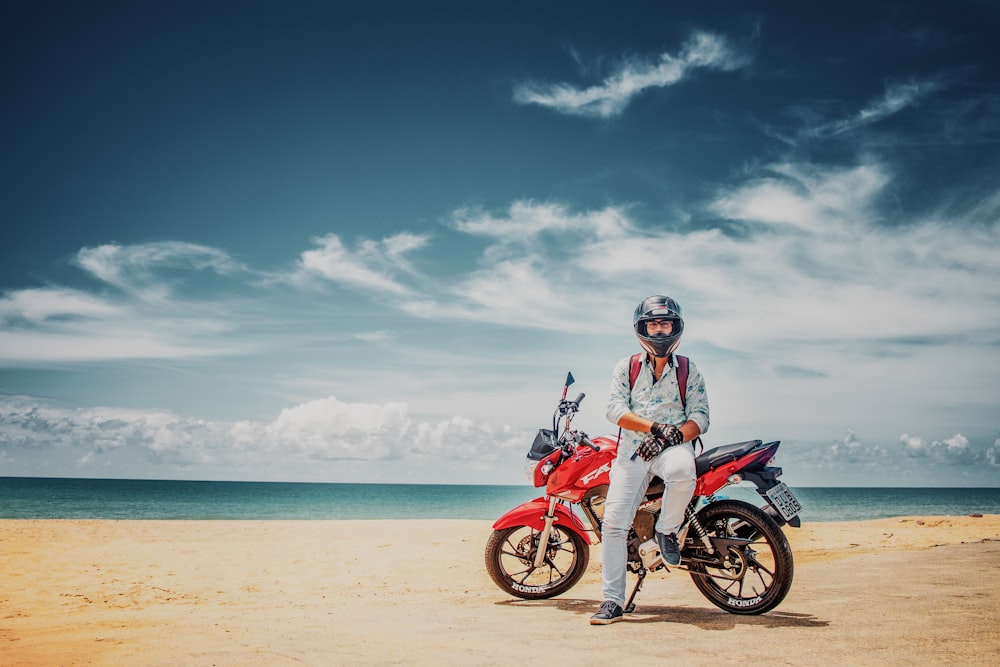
left=2, top=515, right=999, bottom=666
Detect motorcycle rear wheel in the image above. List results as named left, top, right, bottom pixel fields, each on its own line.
left=485, top=524, right=590, bottom=600
left=686, top=499, right=794, bottom=615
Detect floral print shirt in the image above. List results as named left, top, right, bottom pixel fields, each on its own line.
left=606, top=352, right=710, bottom=460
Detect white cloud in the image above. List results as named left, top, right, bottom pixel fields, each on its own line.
left=425, top=163, right=1000, bottom=364
left=383, top=231, right=431, bottom=258
left=0, top=394, right=530, bottom=473
left=0, top=328, right=221, bottom=362
left=255, top=395, right=411, bottom=460
left=76, top=241, right=242, bottom=301
left=0, top=241, right=253, bottom=363
left=401, top=257, right=581, bottom=330
left=826, top=429, right=889, bottom=464
left=0, top=287, right=122, bottom=324
left=0, top=284, right=233, bottom=363
left=454, top=200, right=634, bottom=241
left=899, top=433, right=978, bottom=465
left=512, top=30, right=749, bottom=118
left=708, top=162, right=889, bottom=233
left=296, top=232, right=428, bottom=294
left=809, top=80, right=943, bottom=138
left=0, top=242, right=255, bottom=363
left=656, top=160, right=998, bottom=355
left=410, top=416, right=523, bottom=460
left=987, top=439, right=1000, bottom=466
left=0, top=395, right=213, bottom=465
left=4, top=393, right=995, bottom=484
left=5, top=156, right=997, bottom=398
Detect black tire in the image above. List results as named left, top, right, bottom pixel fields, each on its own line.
left=686, top=500, right=794, bottom=615
left=485, top=524, right=590, bottom=600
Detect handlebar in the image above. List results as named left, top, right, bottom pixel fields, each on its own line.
left=558, top=393, right=586, bottom=415
left=550, top=376, right=593, bottom=448
left=560, top=430, right=600, bottom=452
left=546, top=376, right=604, bottom=456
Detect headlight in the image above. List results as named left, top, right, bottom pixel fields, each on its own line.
left=523, top=458, right=540, bottom=482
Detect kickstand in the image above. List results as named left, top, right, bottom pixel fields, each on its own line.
left=624, top=569, right=647, bottom=614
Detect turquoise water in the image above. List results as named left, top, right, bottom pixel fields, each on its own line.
left=783, top=487, right=1000, bottom=522
left=1, top=477, right=998, bottom=522
left=0, top=477, right=540, bottom=520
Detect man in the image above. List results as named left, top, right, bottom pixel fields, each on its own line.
left=590, top=295, right=710, bottom=625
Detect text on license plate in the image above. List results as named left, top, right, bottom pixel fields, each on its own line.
left=765, top=482, right=802, bottom=521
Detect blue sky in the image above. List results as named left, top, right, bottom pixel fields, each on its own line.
left=2, top=1, right=998, bottom=486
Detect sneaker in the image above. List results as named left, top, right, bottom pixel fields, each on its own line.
left=656, top=531, right=681, bottom=566
left=590, top=600, right=624, bottom=625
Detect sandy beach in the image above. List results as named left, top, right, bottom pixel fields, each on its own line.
left=2, top=515, right=999, bottom=666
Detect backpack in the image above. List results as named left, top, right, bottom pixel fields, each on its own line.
left=626, top=353, right=702, bottom=453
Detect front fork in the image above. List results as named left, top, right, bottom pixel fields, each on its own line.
left=533, top=496, right=561, bottom=568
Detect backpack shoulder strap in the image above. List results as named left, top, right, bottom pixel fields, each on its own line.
left=628, top=353, right=643, bottom=390
left=676, top=355, right=689, bottom=410
left=674, top=354, right=702, bottom=453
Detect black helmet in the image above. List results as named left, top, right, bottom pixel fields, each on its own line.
left=633, top=295, right=684, bottom=358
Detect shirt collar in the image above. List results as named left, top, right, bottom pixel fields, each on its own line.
left=642, top=352, right=675, bottom=369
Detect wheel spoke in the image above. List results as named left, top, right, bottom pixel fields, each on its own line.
left=747, top=553, right=775, bottom=577
left=514, top=568, right=537, bottom=585
left=485, top=523, right=590, bottom=599
left=506, top=563, right=532, bottom=579
left=499, top=534, right=524, bottom=558
left=684, top=501, right=793, bottom=614
left=750, top=566, right=771, bottom=592
left=543, top=556, right=567, bottom=579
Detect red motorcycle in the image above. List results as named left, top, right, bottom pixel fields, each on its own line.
left=485, top=373, right=801, bottom=615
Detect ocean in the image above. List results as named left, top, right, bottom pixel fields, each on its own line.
left=1, top=477, right=999, bottom=522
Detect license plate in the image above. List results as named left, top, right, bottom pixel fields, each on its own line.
left=765, top=482, right=802, bottom=521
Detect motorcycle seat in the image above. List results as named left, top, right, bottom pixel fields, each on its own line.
left=694, top=440, right=763, bottom=477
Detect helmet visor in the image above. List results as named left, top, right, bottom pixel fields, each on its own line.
left=636, top=316, right=680, bottom=338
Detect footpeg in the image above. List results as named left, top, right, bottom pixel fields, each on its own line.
left=639, top=538, right=666, bottom=570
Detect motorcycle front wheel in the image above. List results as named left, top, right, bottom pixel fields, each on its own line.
left=685, top=499, right=794, bottom=615
left=484, top=524, right=590, bottom=600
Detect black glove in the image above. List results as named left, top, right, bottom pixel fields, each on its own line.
left=635, top=434, right=666, bottom=461
left=635, top=424, right=683, bottom=461
left=651, top=422, right=683, bottom=447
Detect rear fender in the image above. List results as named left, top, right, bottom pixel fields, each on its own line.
left=492, top=498, right=591, bottom=544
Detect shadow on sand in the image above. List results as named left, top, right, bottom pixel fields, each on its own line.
left=496, top=597, right=829, bottom=630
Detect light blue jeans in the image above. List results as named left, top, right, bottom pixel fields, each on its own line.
left=600, top=443, right=696, bottom=607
